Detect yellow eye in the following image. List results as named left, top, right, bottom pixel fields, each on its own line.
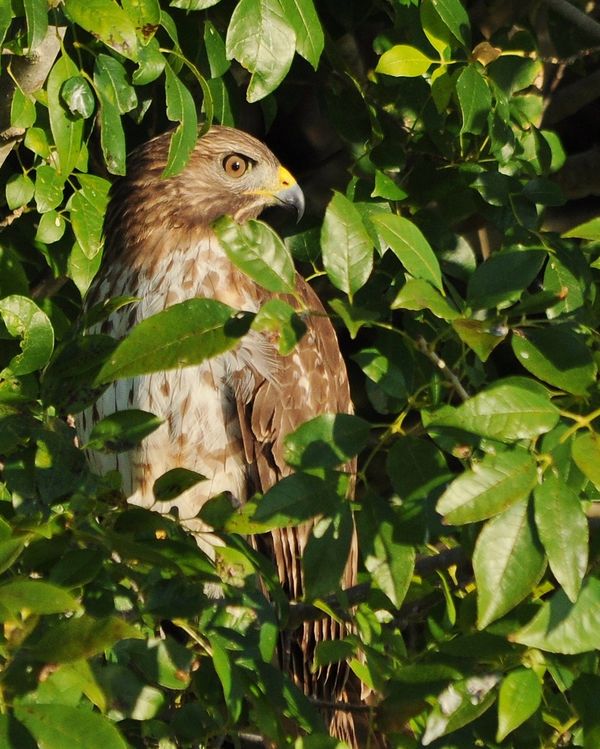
left=223, top=154, right=249, bottom=178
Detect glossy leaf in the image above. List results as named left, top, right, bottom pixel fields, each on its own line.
left=47, top=54, right=84, bottom=177
left=284, top=413, right=370, bottom=470
left=251, top=298, right=307, bottom=354
left=376, top=45, right=433, bottom=77
left=392, top=278, right=459, bottom=319
left=373, top=213, right=443, bottom=291
left=15, top=704, right=127, bottom=749
left=572, top=431, right=600, bottom=490
left=321, top=192, right=373, bottom=298
left=61, top=76, right=95, bottom=118
left=437, top=449, right=538, bottom=525
left=0, top=295, right=54, bottom=377
left=34, top=165, right=64, bottom=213
left=226, top=0, right=296, bottom=102
left=452, top=318, right=508, bottom=362
left=5, top=174, right=34, bottom=210
left=0, top=579, right=79, bottom=619
left=86, top=409, right=163, bottom=452
left=94, top=299, right=248, bottom=384
left=512, top=326, right=596, bottom=395
left=64, top=0, right=139, bottom=60
left=496, top=668, right=542, bottom=741
left=534, top=476, right=588, bottom=602
left=253, top=473, right=344, bottom=527
left=511, top=577, right=600, bottom=654
left=24, top=0, right=47, bottom=52
left=422, top=674, right=498, bottom=745
left=429, top=0, right=470, bottom=47
left=467, top=250, right=546, bottom=310
left=474, top=500, right=546, bottom=628
left=280, top=0, right=324, bottom=69
left=303, top=505, right=354, bottom=599
left=26, top=615, right=142, bottom=662
left=163, top=63, right=198, bottom=177
left=214, top=216, right=296, bottom=293
left=69, top=175, right=111, bottom=258
left=456, top=65, right=491, bottom=135
left=153, top=468, right=206, bottom=502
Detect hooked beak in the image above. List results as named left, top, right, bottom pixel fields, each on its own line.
left=274, top=166, right=305, bottom=222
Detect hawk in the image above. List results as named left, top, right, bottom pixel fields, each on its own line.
left=80, top=126, right=361, bottom=745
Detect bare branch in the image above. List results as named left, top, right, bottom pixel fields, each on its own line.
left=415, top=336, right=470, bottom=403
left=540, top=0, right=600, bottom=43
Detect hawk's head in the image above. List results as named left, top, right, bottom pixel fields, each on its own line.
left=104, top=126, right=304, bottom=266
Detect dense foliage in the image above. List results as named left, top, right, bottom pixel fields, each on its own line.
left=2, top=0, right=600, bottom=746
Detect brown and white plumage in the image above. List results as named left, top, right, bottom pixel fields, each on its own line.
left=80, top=126, right=361, bottom=745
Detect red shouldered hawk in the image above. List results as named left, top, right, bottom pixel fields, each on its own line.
left=80, top=126, right=362, bottom=746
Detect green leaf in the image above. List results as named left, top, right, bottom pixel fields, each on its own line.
left=226, top=0, right=296, bottom=102
left=94, top=298, right=247, bottom=384
left=27, top=615, right=142, bottom=662
left=392, top=278, right=459, bottom=319
left=437, top=449, right=538, bottom=525
left=456, top=65, right=491, bottom=135
left=15, top=704, right=128, bottom=749
left=371, top=170, right=408, bottom=201
left=0, top=295, right=54, bottom=376
left=512, top=326, right=596, bottom=396
left=10, top=87, right=36, bottom=129
left=373, top=213, right=443, bottom=291
left=511, top=577, right=600, bottom=654
left=133, top=37, right=166, bottom=84
left=386, top=436, right=450, bottom=499
left=163, top=62, right=197, bottom=177
left=34, top=165, right=64, bottom=213
left=572, top=431, right=600, bottom=490
left=284, top=413, right=370, bottom=470
left=429, top=0, right=470, bottom=47
left=153, top=467, right=206, bottom=502
left=86, top=409, right=163, bottom=452
left=204, top=19, right=230, bottom=77
left=64, top=0, right=139, bottom=60
left=251, top=298, right=307, bottom=354
left=467, top=250, right=546, bottom=309
left=61, top=76, right=95, bottom=118
left=24, top=0, right=47, bottom=52
left=375, top=44, right=433, bottom=77
left=452, top=318, right=508, bottom=362
left=122, top=0, right=161, bottom=38
left=214, top=216, right=296, bottom=293
left=95, top=54, right=137, bottom=114
left=474, top=500, right=546, bottom=628
left=562, top=216, right=600, bottom=240
left=69, top=175, right=111, bottom=258
left=5, top=174, right=34, bottom=210
left=321, top=192, right=373, bottom=299
left=170, top=0, right=221, bottom=7
left=422, top=675, right=498, bottom=745
left=280, top=0, right=324, bottom=69
left=431, top=377, right=559, bottom=442
left=0, top=579, right=80, bottom=619
left=420, top=0, right=455, bottom=55
left=496, top=668, right=542, bottom=741
left=67, top=241, right=103, bottom=296
left=47, top=53, right=84, bottom=177
left=359, top=498, right=415, bottom=608
left=303, top=505, right=353, bottom=598
left=253, top=473, right=344, bottom=527
left=534, top=476, right=588, bottom=602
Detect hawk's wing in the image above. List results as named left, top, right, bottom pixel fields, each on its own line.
left=232, top=276, right=357, bottom=702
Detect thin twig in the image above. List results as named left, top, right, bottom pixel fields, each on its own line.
left=415, top=336, right=470, bottom=403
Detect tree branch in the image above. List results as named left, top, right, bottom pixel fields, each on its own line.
left=540, top=0, right=600, bottom=43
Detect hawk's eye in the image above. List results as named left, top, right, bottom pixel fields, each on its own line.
left=223, top=154, right=249, bottom=178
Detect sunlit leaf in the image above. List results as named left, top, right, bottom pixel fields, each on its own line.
left=496, top=668, right=541, bottom=741
left=376, top=45, right=433, bottom=77
left=0, top=295, right=54, bottom=377
left=474, top=500, right=546, bottom=628
left=86, top=409, right=163, bottom=452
